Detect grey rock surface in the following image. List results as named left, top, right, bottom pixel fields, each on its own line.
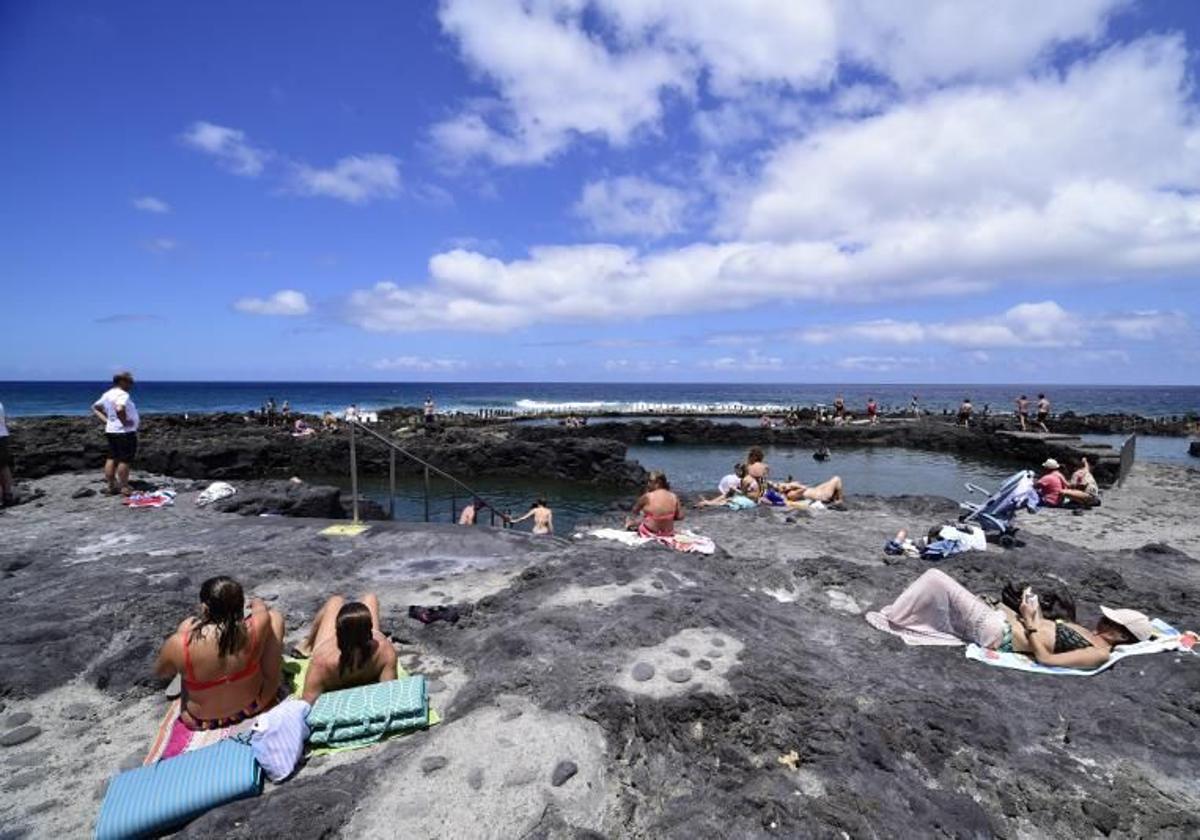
left=1, top=467, right=1199, bottom=839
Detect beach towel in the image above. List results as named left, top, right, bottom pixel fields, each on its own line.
left=584, top=527, right=716, bottom=555
left=965, top=620, right=1196, bottom=676
left=123, top=489, right=176, bottom=509
left=144, top=698, right=257, bottom=764
left=726, top=494, right=756, bottom=510
left=196, top=481, right=236, bottom=507
left=307, top=676, right=430, bottom=749
left=96, top=739, right=262, bottom=840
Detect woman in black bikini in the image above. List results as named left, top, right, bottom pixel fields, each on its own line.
left=867, top=569, right=1154, bottom=669
left=154, top=576, right=286, bottom=730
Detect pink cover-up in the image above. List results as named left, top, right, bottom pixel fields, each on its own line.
left=866, top=569, right=1007, bottom=647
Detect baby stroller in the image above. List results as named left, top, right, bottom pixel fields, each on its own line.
left=959, top=469, right=1038, bottom=546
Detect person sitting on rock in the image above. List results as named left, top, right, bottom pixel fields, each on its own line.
left=746, top=446, right=770, bottom=496
left=627, top=470, right=682, bottom=537
left=295, top=593, right=397, bottom=705
left=1035, top=458, right=1070, bottom=507
left=292, top=418, right=316, bottom=437
left=507, top=498, right=554, bottom=534
left=1064, top=457, right=1101, bottom=507
left=695, top=463, right=752, bottom=507
left=776, top=474, right=845, bottom=506
left=154, top=576, right=286, bottom=730
left=321, top=410, right=338, bottom=432
left=866, top=569, right=1155, bottom=669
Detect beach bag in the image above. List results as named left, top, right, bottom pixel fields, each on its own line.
left=249, top=698, right=310, bottom=782
left=306, top=676, right=429, bottom=748
left=94, top=738, right=261, bottom=840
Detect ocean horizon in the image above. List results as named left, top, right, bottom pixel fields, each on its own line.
left=2, top=380, right=1198, bottom=419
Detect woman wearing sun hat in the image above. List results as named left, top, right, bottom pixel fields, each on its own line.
left=867, top=569, right=1160, bottom=669
left=1034, top=457, right=1070, bottom=506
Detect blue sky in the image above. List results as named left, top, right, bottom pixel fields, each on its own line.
left=2, top=0, right=1199, bottom=383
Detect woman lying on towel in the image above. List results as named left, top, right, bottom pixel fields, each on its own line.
left=774, top=475, right=845, bottom=505
left=154, top=576, right=286, bottom=730
left=626, top=470, right=682, bottom=537
left=295, top=593, right=398, bottom=704
left=866, top=569, right=1155, bottom=669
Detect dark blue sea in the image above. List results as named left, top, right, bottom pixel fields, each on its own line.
left=2, top=381, right=1198, bottom=418
left=3, top=381, right=1196, bottom=531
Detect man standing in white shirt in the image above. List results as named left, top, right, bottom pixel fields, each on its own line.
left=0, top=401, right=14, bottom=506
left=92, top=371, right=140, bottom=495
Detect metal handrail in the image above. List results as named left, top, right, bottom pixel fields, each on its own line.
left=347, top=419, right=508, bottom=525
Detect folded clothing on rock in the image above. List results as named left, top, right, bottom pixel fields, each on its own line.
left=196, top=481, right=236, bottom=507
left=124, top=489, right=177, bottom=509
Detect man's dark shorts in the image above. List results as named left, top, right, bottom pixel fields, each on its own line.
left=0, top=436, right=12, bottom=468
left=106, top=432, right=138, bottom=463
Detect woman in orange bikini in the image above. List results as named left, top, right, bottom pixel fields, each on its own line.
left=627, top=470, right=683, bottom=537
left=154, top=576, right=286, bottom=730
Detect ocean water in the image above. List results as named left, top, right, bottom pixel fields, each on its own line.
left=2, top=381, right=1198, bottom=418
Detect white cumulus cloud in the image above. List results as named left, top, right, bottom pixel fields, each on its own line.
left=234, top=290, right=311, bottom=316
left=574, top=176, right=689, bottom=238
left=432, top=0, right=1123, bottom=164
left=181, top=121, right=270, bottom=176
left=132, top=195, right=171, bottom=214
left=372, top=356, right=466, bottom=372
left=291, top=154, right=402, bottom=204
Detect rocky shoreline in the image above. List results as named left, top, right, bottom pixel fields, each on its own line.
left=7, top=408, right=1188, bottom=490
left=1, top=463, right=1198, bottom=838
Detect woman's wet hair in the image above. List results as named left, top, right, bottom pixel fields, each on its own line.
left=747, top=447, right=764, bottom=463
left=192, top=576, right=248, bottom=658
left=734, top=462, right=747, bottom=477
left=532, top=498, right=547, bottom=509
left=1000, top=580, right=1077, bottom=622
left=336, top=601, right=375, bottom=676
left=647, top=470, right=670, bottom=490
left=1097, top=616, right=1138, bottom=647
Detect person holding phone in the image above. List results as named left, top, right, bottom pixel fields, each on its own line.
left=867, top=570, right=1156, bottom=668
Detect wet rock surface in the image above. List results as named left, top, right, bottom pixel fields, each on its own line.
left=4, top=413, right=646, bottom=486
left=0, top=467, right=1198, bottom=838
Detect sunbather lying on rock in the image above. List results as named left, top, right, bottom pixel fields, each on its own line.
left=154, top=576, right=286, bottom=730
left=867, top=569, right=1155, bottom=669
left=296, top=593, right=398, bottom=704
left=776, top=475, right=845, bottom=505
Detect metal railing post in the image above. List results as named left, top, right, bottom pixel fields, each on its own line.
left=423, top=465, right=430, bottom=522
left=389, top=448, right=396, bottom=519
left=349, top=416, right=360, bottom=524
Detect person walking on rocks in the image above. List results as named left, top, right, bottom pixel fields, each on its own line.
left=833, top=394, right=845, bottom=422
left=957, top=397, right=973, bottom=428
left=866, top=397, right=879, bottom=425
left=91, top=372, right=139, bottom=496
left=1036, top=393, right=1051, bottom=433
left=423, top=395, right=436, bottom=429
left=0, top=401, right=14, bottom=506
left=1015, top=394, right=1029, bottom=431
left=508, top=498, right=554, bottom=534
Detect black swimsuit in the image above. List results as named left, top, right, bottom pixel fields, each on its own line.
left=1053, top=621, right=1093, bottom=654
